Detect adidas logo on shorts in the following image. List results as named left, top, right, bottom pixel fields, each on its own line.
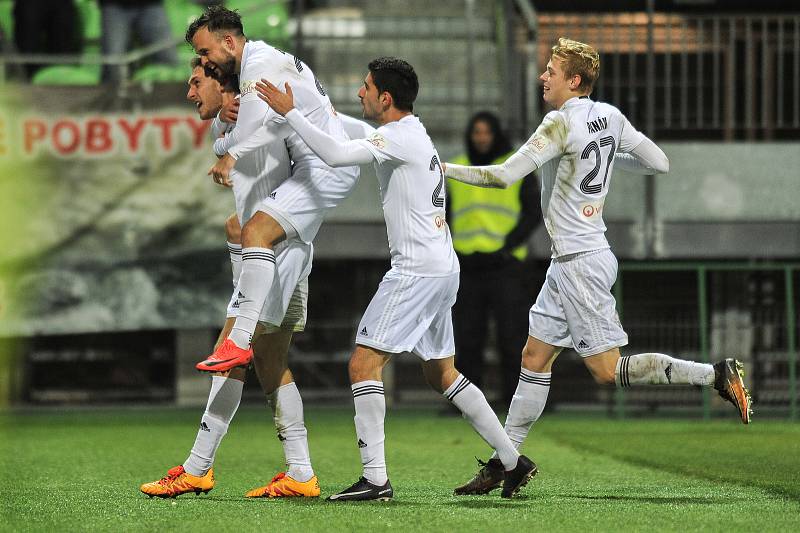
left=578, top=339, right=589, bottom=349
left=360, top=327, right=368, bottom=336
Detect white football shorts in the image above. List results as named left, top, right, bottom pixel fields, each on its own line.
left=226, top=239, right=312, bottom=333
left=356, top=271, right=459, bottom=360
left=528, top=248, right=628, bottom=356
left=258, top=164, right=360, bottom=244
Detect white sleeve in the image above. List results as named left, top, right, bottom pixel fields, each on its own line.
left=210, top=116, right=229, bottom=140
left=614, top=137, right=669, bottom=174
left=444, top=113, right=565, bottom=188
left=618, top=114, right=647, bottom=152
left=515, top=111, right=567, bottom=168
left=338, top=112, right=376, bottom=139
left=228, top=125, right=285, bottom=160
left=213, top=77, right=290, bottom=157
left=444, top=149, right=538, bottom=189
left=285, top=108, right=375, bottom=166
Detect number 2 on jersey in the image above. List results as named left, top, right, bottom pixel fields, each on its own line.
left=430, top=155, right=445, bottom=207
left=580, top=136, right=616, bottom=194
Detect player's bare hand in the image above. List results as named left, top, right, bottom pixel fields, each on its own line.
left=209, top=153, right=236, bottom=187
left=256, top=80, right=295, bottom=116
left=220, top=99, right=239, bottom=123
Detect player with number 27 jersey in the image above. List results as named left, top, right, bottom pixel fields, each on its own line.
left=519, top=97, right=645, bottom=258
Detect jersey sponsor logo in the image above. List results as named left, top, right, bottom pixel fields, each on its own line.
left=366, top=132, right=386, bottom=149
left=586, top=116, right=609, bottom=133
left=239, top=79, right=258, bottom=97
left=527, top=134, right=549, bottom=152
left=580, top=201, right=604, bottom=219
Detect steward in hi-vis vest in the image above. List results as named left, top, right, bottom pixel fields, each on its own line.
left=446, top=111, right=541, bottom=406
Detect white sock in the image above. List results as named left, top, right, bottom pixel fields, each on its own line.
left=351, top=381, right=387, bottom=485
left=616, top=353, right=715, bottom=387
left=227, top=241, right=242, bottom=288
left=184, top=376, right=243, bottom=476
left=501, top=369, right=551, bottom=451
left=229, top=247, right=275, bottom=349
left=267, top=382, right=314, bottom=482
left=444, top=374, right=519, bottom=471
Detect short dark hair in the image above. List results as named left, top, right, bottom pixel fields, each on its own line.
left=189, top=56, right=238, bottom=93
left=185, top=5, right=244, bottom=45
left=368, top=57, right=419, bottom=112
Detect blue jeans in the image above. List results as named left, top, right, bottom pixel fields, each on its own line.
left=101, top=2, right=178, bottom=83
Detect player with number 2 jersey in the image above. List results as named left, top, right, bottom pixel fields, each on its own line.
left=257, top=57, right=537, bottom=502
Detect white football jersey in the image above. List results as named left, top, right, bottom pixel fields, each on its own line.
left=211, top=115, right=291, bottom=224
left=238, top=41, right=348, bottom=172
left=519, top=96, right=645, bottom=257
left=355, top=115, right=459, bottom=277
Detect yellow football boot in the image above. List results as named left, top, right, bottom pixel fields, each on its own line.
left=245, top=472, right=320, bottom=498
left=140, top=465, right=215, bottom=498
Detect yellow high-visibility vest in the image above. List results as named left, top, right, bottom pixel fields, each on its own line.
left=448, top=152, right=528, bottom=260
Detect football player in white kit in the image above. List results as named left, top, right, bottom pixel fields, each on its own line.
left=140, top=59, right=321, bottom=499
left=441, top=38, right=753, bottom=495
left=185, top=6, right=360, bottom=373
left=256, top=57, right=536, bottom=501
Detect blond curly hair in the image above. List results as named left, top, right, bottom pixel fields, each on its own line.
left=551, top=37, right=600, bottom=93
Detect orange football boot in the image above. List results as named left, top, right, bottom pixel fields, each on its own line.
left=140, top=466, right=214, bottom=498
left=196, top=338, right=253, bottom=372
left=245, top=472, right=320, bottom=498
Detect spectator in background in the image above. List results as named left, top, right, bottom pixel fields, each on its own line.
left=447, top=111, right=542, bottom=408
left=13, top=0, right=81, bottom=79
left=100, top=0, right=178, bottom=83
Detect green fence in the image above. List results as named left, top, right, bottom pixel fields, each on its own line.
left=613, top=261, right=799, bottom=421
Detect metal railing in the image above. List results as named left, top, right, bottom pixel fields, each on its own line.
left=613, top=261, right=799, bottom=420
left=536, top=12, right=800, bottom=140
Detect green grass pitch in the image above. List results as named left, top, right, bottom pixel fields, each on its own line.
left=2, top=407, right=799, bottom=532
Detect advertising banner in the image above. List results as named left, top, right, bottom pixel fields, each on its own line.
left=0, top=83, right=237, bottom=336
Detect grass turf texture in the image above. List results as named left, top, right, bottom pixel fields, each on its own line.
left=2, top=408, right=799, bottom=532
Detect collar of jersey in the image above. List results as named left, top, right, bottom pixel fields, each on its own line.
left=560, top=95, right=592, bottom=110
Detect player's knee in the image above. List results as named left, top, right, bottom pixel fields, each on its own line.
left=241, top=212, right=285, bottom=248
left=521, top=345, right=548, bottom=373
left=588, top=365, right=616, bottom=385
left=224, top=214, right=241, bottom=243
left=348, top=353, right=373, bottom=383
left=423, top=367, right=453, bottom=394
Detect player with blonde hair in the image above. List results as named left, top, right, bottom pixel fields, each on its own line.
left=445, top=37, right=752, bottom=495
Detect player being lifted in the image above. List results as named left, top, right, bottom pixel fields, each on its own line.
left=140, top=58, right=320, bottom=499
left=256, top=57, right=536, bottom=501
left=187, top=6, right=360, bottom=374
left=440, top=37, right=753, bottom=496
